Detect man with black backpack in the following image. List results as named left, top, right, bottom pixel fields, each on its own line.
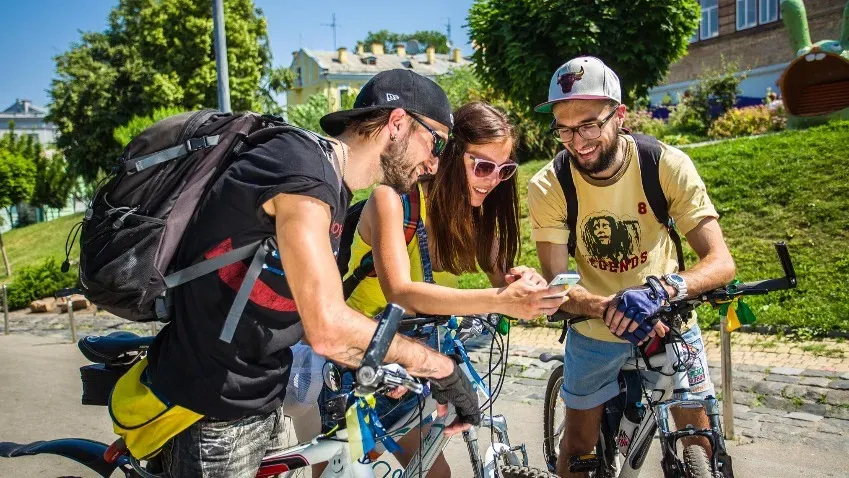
left=129, top=70, right=562, bottom=476
left=527, top=57, right=737, bottom=477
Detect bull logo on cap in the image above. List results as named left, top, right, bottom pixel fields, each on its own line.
left=557, top=67, right=585, bottom=94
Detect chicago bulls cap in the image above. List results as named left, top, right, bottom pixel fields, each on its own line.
left=535, top=56, right=622, bottom=113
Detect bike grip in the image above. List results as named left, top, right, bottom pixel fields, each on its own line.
left=774, top=242, right=797, bottom=288
left=360, top=303, right=405, bottom=370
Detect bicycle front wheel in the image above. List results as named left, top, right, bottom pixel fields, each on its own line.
left=683, top=445, right=722, bottom=478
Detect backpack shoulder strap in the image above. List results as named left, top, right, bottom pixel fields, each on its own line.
left=401, top=186, right=421, bottom=246
left=632, top=134, right=686, bottom=272
left=553, top=151, right=579, bottom=258
left=342, top=186, right=421, bottom=298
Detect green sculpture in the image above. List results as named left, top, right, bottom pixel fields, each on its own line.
left=777, top=0, right=849, bottom=128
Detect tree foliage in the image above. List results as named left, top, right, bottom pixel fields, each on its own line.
left=0, top=149, right=37, bottom=215
left=467, top=0, right=700, bottom=107
left=286, top=94, right=332, bottom=134
left=359, top=30, right=450, bottom=54
left=48, top=0, right=287, bottom=180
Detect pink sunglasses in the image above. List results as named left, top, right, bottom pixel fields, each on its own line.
left=469, top=156, right=518, bottom=181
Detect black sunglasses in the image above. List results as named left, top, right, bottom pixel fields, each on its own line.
left=409, top=114, right=450, bottom=157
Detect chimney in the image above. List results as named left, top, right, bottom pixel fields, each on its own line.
left=426, top=46, right=436, bottom=65
left=356, top=43, right=365, bottom=56
left=395, top=43, right=407, bottom=57
left=22, top=100, right=31, bottom=114
left=452, top=48, right=462, bottom=63
left=371, top=42, right=385, bottom=55
left=337, top=47, right=348, bottom=64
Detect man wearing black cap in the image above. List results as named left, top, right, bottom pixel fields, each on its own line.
left=148, top=69, right=481, bottom=477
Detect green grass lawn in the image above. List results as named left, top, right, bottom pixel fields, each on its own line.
left=0, top=212, right=83, bottom=283
left=3, top=121, right=847, bottom=334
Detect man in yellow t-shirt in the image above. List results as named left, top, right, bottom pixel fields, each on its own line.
left=528, top=56, right=737, bottom=477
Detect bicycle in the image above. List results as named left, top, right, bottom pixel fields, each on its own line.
left=0, top=304, right=540, bottom=478
left=540, top=242, right=797, bottom=478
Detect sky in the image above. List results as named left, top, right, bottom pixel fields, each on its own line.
left=0, top=0, right=477, bottom=110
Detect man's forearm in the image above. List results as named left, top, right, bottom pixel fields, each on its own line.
left=666, top=253, right=736, bottom=299
left=559, top=285, right=610, bottom=319
left=313, top=301, right=452, bottom=379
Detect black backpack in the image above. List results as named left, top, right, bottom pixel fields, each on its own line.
left=70, top=110, right=338, bottom=328
left=554, top=133, right=686, bottom=272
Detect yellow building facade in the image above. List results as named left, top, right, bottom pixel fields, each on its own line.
left=287, top=43, right=471, bottom=111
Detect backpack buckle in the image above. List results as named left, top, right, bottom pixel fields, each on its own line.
left=186, top=137, right=209, bottom=152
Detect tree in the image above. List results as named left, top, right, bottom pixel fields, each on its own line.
left=360, top=30, right=450, bottom=54
left=31, top=152, right=74, bottom=218
left=49, top=0, right=288, bottom=181
left=0, top=150, right=37, bottom=276
left=468, top=0, right=700, bottom=107
left=286, top=94, right=332, bottom=134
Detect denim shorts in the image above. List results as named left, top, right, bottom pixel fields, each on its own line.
left=319, top=326, right=438, bottom=433
left=561, top=323, right=714, bottom=410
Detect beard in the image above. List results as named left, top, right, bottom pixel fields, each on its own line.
left=570, top=137, right=619, bottom=176
left=379, top=132, right=419, bottom=193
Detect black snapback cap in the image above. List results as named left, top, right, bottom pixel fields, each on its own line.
left=319, top=69, right=453, bottom=136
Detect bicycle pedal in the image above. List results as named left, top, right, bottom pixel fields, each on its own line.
left=568, top=453, right=600, bottom=472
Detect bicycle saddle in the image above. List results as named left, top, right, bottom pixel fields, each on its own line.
left=78, top=331, right=154, bottom=364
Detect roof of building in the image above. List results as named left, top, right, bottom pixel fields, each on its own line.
left=1, top=99, right=49, bottom=116
left=296, top=48, right=471, bottom=78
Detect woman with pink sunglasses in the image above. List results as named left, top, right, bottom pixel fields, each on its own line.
left=327, top=101, right=565, bottom=476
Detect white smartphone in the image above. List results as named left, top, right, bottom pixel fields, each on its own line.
left=548, top=272, right=581, bottom=288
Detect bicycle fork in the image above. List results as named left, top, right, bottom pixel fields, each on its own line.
left=467, top=414, right=528, bottom=478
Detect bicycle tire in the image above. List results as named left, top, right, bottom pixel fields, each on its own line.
left=542, top=364, right=564, bottom=471
left=499, top=465, right=559, bottom=478
left=683, top=445, right=721, bottom=478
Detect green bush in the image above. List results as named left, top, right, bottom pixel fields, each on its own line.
left=286, top=94, right=332, bottom=134
left=708, top=105, right=787, bottom=139
left=667, top=102, right=709, bottom=136
left=625, top=109, right=668, bottom=138
left=6, top=258, right=78, bottom=310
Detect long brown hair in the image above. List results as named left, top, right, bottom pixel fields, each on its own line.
left=427, top=102, right=520, bottom=275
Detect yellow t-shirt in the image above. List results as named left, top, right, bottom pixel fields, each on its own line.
left=527, top=135, right=718, bottom=342
left=345, top=184, right=459, bottom=318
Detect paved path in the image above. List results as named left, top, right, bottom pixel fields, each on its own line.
left=2, top=335, right=847, bottom=478
left=2, top=311, right=848, bottom=475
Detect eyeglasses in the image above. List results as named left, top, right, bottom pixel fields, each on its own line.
left=410, top=114, right=450, bottom=157
left=469, top=155, right=518, bottom=181
left=550, top=107, right=619, bottom=143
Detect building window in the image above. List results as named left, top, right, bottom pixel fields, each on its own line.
left=700, top=0, right=719, bottom=40
left=738, top=0, right=780, bottom=30
left=759, top=0, right=779, bottom=24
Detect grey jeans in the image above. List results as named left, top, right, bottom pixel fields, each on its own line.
left=159, top=406, right=288, bottom=478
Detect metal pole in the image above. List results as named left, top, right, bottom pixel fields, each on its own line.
left=3, top=284, right=8, bottom=335
left=212, top=0, right=231, bottom=112
left=720, top=317, right=735, bottom=440
left=67, top=296, right=77, bottom=343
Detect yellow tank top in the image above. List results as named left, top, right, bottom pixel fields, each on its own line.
left=345, top=184, right=459, bottom=318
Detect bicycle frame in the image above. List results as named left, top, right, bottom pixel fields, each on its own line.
left=611, top=338, right=726, bottom=478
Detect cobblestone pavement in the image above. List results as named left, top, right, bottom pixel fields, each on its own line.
left=4, top=310, right=849, bottom=453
